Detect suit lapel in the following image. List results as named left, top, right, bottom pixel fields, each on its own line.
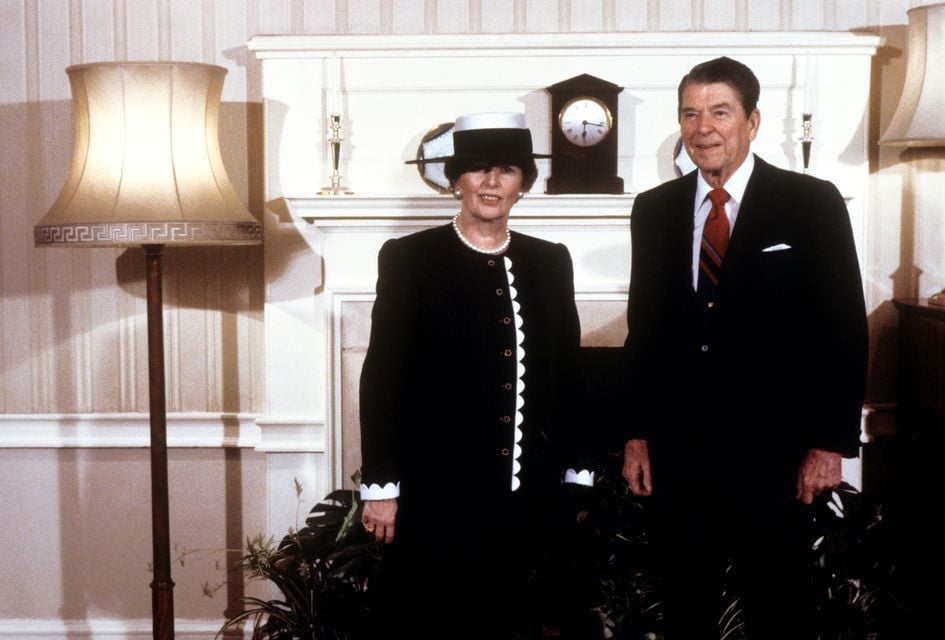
left=721, top=156, right=772, bottom=279
left=673, top=172, right=699, bottom=292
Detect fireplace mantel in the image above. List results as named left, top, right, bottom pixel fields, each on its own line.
left=288, top=194, right=633, bottom=226
left=252, top=31, right=880, bottom=536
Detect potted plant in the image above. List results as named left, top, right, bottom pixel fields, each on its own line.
left=218, top=463, right=908, bottom=640
left=217, top=477, right=381, bottom=639
left=567, top=452, right=908, bottom=640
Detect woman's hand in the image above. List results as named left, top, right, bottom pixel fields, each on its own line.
left=362, top=498, right=397, bottom=544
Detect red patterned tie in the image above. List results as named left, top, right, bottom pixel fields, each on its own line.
left=699, top=188, right=730, bottom=289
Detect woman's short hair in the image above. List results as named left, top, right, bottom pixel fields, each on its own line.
left=444, top=157, right=539, bottom=192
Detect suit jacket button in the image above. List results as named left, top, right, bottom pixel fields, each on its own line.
left=701, top=344, right=709, bottom=352
left=500, top=448, right=510, bottom=456
left=502, top=383, right=513, bottom=390
left=500, top=415, right=511, bottom=423
left=496, top=288, right=504, bottom=296
left=502, top=316, right=512, bottom=324
left=488, top=259, right=496, bottom=267
left=503, top=349, right=512, bottom=357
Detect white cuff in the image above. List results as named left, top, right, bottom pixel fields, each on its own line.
left=359, top=481, right=400, bottom=500
left=563, top=468, right=595, bottom=487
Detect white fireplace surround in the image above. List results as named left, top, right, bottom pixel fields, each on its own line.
left=244, top=31, right=881, bottom=536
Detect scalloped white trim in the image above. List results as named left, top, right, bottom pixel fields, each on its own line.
left=359, top=481, right=400, bottom=500
left=505, top=256, right=526, bottom=493
left=563, top=469, right=595, bottom=487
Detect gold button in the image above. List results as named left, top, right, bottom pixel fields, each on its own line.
left=500, top=415, right=511, bottom=423
left=500, top=448, right=510, bottom=456
left=487, top=259, right=496, bottom=267
left=502, top=383, right=513, bottom=390
left=502, top=317, right=512, bottom=324
left=503, top=349, right=512, bottom=357
left=707, top=301, right=715, bottom=309
left=496, top=288, right=504, bottom=296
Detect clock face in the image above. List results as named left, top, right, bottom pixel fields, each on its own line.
left=558, top=97, right=613, bottom=147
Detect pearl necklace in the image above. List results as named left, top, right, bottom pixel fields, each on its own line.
left=451, top=214, right=511, bottom=255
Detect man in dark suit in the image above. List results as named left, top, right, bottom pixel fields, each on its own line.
left=622, top=57, right=868, bottom=639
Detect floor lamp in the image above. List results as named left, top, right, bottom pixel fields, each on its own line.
left=34, top=61, right=261, bottom=640
left=879, top=3, right=945, bottom=306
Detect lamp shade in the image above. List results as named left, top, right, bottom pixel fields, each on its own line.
left=880, top=3, right=945, bottom=147
left=35, top=61, right=261, bottom=246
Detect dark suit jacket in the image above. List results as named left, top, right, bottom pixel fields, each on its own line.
left=360, top=223, right=588, bottom=530
left=625, top=156, right=868, bottom=502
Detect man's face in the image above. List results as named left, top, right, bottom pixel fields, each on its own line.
left=679, top=81, right=759, bottom=188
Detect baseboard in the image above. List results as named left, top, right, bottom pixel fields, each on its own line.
left=0, top=618, right=246, bottom=639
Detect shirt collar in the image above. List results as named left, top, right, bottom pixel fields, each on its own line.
left=695, top=152, right=754, bottom=208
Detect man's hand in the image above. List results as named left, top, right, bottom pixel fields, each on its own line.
left=362, top=498, right=397, bottom=544
left=796, top=448, right=842, bottom=504
left=623, top=438, right=653, bottom=496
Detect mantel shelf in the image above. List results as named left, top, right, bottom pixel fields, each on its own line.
left=285, top=190, right=853, bottom=233
left=286, top=194, right=636, bottom=232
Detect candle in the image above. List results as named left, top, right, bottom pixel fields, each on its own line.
left=803, top=52, right=812, bottom=113
left=329, top=53, right=340, bottom=115
left=808, top=56, right=819, bottom=116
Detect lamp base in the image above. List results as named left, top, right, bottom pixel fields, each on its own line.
left=929, top=289, right=945, bottom=307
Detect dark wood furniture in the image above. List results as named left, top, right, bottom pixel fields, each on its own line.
left=892, top=298, right=945, bottom=633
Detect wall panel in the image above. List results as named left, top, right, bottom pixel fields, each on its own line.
left=524, top=0, right=558, bottom=31
left=124, top=0, right=161, bottom=59
left=392, top=0, right=426, bottom=33
left=570, top=0, right=605, bottom=31
left=348, top=0, right=382, bottom=33
left=436, top=0, right=470, bottom=32
left=481, top=0, right=517, bottom=32
left=660, top=0, right=697, bottom=30
left=0, top=0, right=29, bottom=414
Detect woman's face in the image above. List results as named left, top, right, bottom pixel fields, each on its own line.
left=455, top=163, right=524, bottom=223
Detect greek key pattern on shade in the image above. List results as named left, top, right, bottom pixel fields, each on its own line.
left=34, top=221, right=262, bottom=246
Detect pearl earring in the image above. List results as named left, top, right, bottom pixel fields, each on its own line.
left=453, top=189, right=462, bottom=199
left=518, top=192, right=525, bottom=199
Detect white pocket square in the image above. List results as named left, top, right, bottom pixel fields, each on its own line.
left=762, top=243, right=792, bottom=252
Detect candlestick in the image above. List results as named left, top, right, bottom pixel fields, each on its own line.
left=801, top=112, right=813, bottom=175
left=318, top=113, right=353, bottom=195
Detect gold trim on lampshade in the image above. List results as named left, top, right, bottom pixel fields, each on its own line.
left=35, top=61, right=261, bottom=246
left=879, top=3, right=945, bottom=147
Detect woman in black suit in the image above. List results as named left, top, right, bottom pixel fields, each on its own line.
left=358, top=112, right=594, bottom=639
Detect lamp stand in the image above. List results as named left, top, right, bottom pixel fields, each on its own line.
left=144, top=244, right=175, bottom=640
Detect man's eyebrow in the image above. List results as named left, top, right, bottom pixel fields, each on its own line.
left=681, top=101, right=735, bottom=112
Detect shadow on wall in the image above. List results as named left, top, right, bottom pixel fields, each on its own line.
left=0, top=97, right=268, bottom=414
